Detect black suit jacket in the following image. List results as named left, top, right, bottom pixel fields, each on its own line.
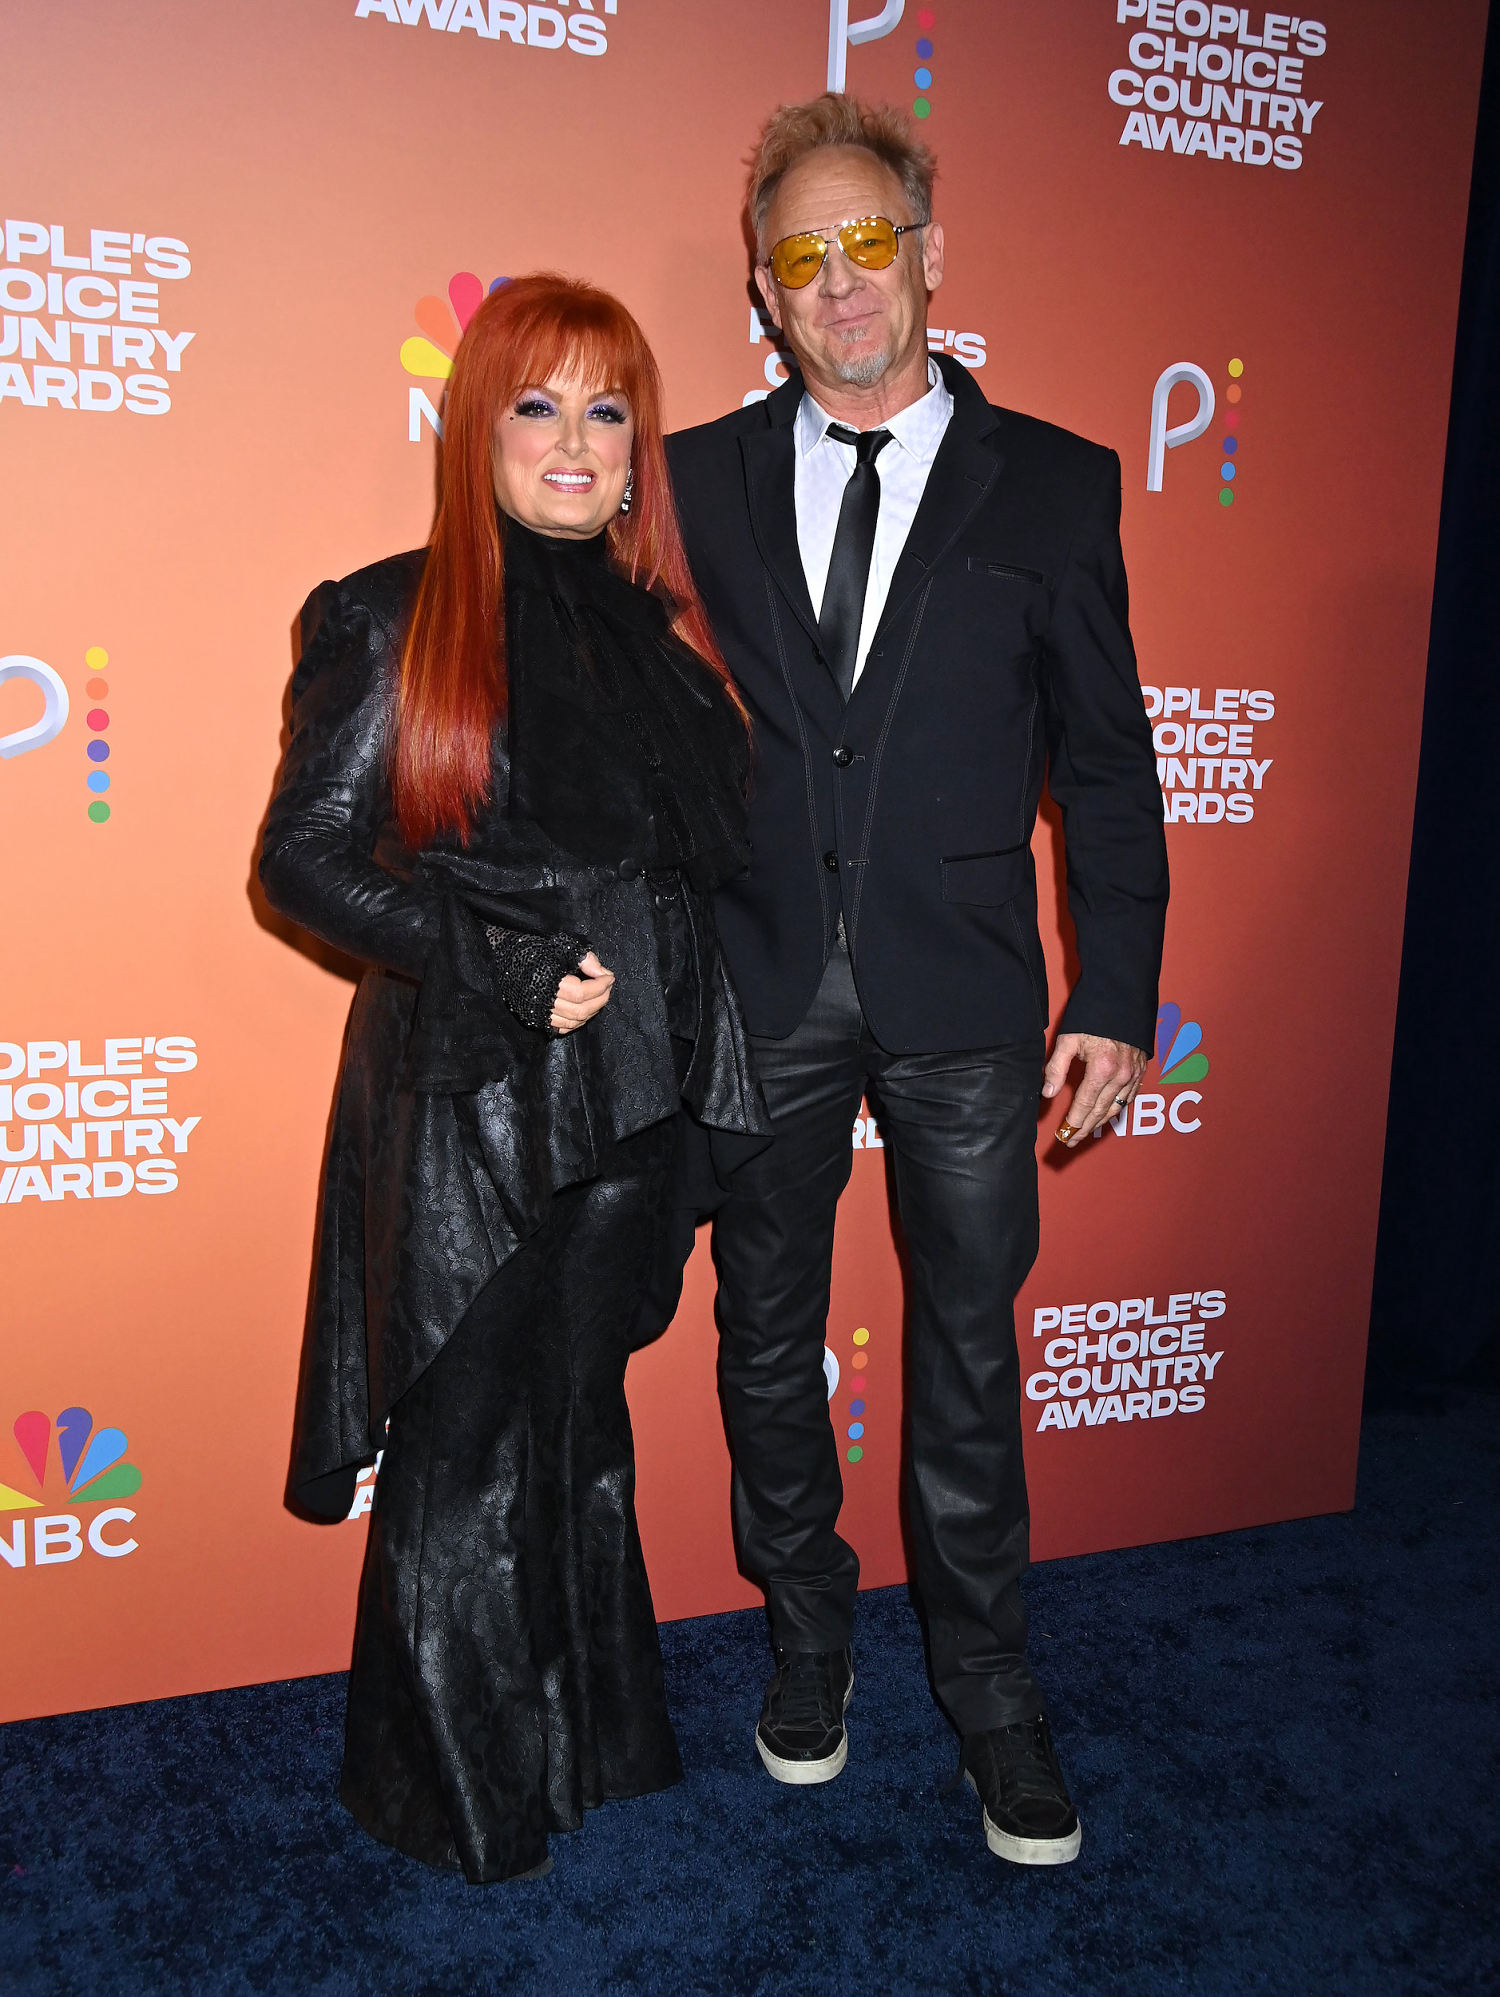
left=666, top=354, right=1169, bottom=1055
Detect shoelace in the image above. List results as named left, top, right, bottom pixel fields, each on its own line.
left=945, top=1720, right=1063, bottom=1802
left=768, top=1654, right=842, bottom=1733
left=993, top=1722, right=1064, bottom=1805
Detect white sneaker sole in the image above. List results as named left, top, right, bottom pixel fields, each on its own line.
left=756, top=1731, right=849, bottom=1784
left=755, top=1673, right=854, bottom=1785
left=965, top=1769, right=1083, bottom=1866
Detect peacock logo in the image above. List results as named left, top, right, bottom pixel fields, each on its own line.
left=1102, top=1000, right=1208, bottom=1138
left=1153, top=1003, right=1209, bottom=1089
left=0, top=1407, right=142, bottom=1512
left=399, top=271, right=509, bottom=383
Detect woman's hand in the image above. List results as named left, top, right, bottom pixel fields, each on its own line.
left=550, top=951, right=615, bottom=1034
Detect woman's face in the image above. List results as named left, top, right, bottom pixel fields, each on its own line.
left=490, top=372, right=635, bottom=539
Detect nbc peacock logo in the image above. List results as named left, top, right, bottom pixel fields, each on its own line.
left=402, top=271, right=508, bottom=441
left=1153, top=1002, right=1209, bottom=1089
left=1103, top=1001, right=1209, bottom=1138
left=0, top=1406, right=141, bottom=1569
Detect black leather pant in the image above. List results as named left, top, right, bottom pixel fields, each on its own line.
left=712, top=945, right=1045, bottom=1734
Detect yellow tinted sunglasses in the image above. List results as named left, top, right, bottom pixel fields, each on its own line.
left=767, top=215, right=925, bottom=289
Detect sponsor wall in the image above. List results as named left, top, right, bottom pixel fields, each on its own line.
left=0, top=0, right=1484, bottom=1723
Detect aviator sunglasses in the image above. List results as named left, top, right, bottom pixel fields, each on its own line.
left=766, top=215, right=926, bottom=289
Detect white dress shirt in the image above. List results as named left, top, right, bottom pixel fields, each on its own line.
left=794, top=358, right=954, bottom=688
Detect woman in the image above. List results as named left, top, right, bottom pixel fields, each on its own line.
left=259, top=273, right=767, bottom=1884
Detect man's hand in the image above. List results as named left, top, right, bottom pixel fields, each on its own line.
left=1041, top=1032, right=1148, bottom=1149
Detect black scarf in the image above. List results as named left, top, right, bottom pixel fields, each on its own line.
left=502, top=516, right=750, bottom=892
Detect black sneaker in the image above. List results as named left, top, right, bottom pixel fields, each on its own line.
left=755, top=1647, right=854, bottom=1784
left=961, top=1716, right=1082, bottom=1865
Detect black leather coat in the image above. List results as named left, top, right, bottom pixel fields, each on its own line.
left=259, top=546, right=767, bottom=1517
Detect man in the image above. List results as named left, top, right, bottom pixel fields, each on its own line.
left=666, top=94, right=1168, bottom=1867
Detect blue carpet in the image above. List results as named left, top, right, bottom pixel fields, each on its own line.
left=2, top=1397, right=1496, bottom=1996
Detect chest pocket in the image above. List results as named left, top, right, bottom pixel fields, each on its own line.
left=967, top=557, right=1051, bottom=589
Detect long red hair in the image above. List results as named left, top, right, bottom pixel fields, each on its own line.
left=393, top=271, right=739, bottom=848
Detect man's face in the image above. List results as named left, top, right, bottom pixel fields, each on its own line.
left=755, top=146, right=943, bottom=396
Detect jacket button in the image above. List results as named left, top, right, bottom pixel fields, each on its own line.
left=618, top=858, right=640, bottom=880
left=823, top=850, right=839, bottom=872
left=833, top=746, right=853, bottom=767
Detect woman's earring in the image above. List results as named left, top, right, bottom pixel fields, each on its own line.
left=619, top=464, right=634, bottom=516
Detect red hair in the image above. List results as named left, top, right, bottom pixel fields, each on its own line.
left=393, top=272, right=740, bottom=848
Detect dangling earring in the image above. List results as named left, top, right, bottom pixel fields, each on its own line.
left=619, top=464, right=634, bottom=516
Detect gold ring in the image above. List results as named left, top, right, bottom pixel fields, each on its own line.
left=1055, top=1122, right=1074, bottom=1142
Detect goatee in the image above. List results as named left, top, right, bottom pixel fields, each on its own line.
left=832, top=347, right=892, bottom=388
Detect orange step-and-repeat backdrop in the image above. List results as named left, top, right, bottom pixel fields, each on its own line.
left=1, top=0, right=1485, bottom=1722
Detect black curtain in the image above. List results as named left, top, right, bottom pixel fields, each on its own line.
left=1368, top=4, right=1500, bottom=1401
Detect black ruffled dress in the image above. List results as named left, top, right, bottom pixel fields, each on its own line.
left=259, top=519, right=768, bottom=1883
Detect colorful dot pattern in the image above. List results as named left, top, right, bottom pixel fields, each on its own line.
left=913, top=8, right=934, bottom=119
left=847, top=1326, right=871, bottom=1462
left=83, top=646, right=111, bottom=821
left=1220, top=358, right=1243, bottom=507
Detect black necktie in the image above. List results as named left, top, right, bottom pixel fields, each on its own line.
left=818, top=423, right=893, bottom=701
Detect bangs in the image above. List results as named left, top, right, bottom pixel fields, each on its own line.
left=494, top=286, right=656, bottom=414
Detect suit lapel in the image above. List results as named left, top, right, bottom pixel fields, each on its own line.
left=739, top=381, right=821, bottom=650
left=869, top=363, right=1005, bottom=653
